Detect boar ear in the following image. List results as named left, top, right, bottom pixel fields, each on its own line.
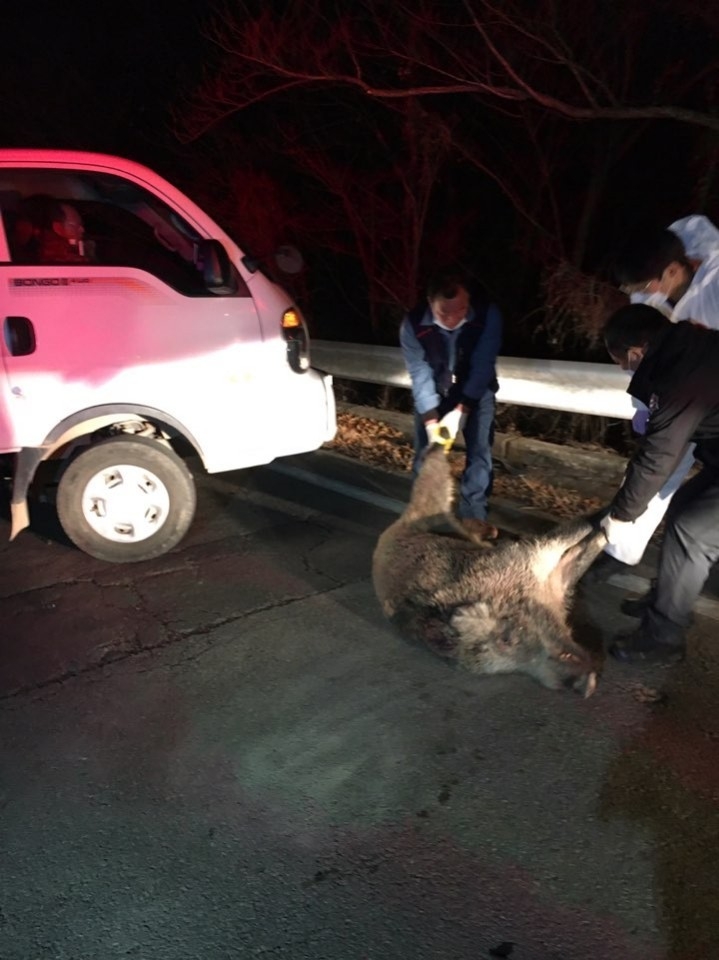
left=451, top=601, right=497, bottom=640
left=451, top=603, right=517, bottom=648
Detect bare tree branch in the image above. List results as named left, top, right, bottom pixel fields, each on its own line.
left=175, top=0, right=719, bottom=347
left=180, top=0, right=719, bottom=139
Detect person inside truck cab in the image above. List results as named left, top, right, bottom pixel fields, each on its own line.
left=13, top=194, right=91, bottom=264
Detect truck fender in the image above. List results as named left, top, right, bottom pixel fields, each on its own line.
left=10, top=447, right=43, bottom=539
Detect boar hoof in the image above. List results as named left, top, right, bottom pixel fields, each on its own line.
left=460, top=518, right=499, bottom=540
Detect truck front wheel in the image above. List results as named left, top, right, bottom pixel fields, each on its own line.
left=56, top=436, right=197, bottom=563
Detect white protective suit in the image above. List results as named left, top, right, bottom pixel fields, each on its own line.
left=606, top=214, right=719, bottom=565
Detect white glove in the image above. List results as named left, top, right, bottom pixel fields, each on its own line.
left=425, top=420, right=443, bottom=446
left=439, top=407, right=467, bottom=441
left=632, top=408, right=650, bottom=435
left=600, top=513, right=634, bottom=546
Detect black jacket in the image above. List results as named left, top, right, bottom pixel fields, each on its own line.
left=611, top=321, right=719, bottom=522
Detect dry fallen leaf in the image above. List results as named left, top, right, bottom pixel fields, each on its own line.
left=326, top=412, right=604, bottom=519
left=630, top=684, right=667, bottom=704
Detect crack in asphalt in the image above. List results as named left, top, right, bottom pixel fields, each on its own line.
left=0, top=580, right=361, bottom=702
left=0, top=562, right=196, bottom=601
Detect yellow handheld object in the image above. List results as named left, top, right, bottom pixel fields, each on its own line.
left=437, top=425, right=455, bottom=453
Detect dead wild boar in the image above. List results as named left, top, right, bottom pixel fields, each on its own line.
left=372, top=444, right=606, bottom=697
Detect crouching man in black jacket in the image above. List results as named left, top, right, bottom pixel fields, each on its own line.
left=601, top=304, right=719, bottom=664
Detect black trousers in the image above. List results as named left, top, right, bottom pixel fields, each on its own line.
left=649, top=466, right=719, bottom=642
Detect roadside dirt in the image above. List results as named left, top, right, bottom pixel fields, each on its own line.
left=325, top=412, right=609, bottom=519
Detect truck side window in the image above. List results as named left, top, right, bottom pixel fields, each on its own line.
left=0, top=189, right=22, bottom=261
left=0, top=169, right=245, bottom=297
left=79, top=199, right=207, bottom=294
left=12, top=194, right=91, bottom=264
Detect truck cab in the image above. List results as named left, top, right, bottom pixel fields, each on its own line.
left=0, top=150, right=336, bottom=562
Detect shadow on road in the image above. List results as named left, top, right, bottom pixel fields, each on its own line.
left=598, top=646, right=719, bottom=958
left=0, top=467, right=74, bottom=551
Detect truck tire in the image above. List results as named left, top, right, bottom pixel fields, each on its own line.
left=56, top=436, right=197, bottom=563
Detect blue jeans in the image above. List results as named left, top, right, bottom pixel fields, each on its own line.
left=413, top=391, right=496, bottom=520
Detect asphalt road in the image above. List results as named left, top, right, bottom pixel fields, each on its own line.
left=1, top=451, right=718, bottom=960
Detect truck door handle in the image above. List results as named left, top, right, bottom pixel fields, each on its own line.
left=3, top=316, right=36, bottom=356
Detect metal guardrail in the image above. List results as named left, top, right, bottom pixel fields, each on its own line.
left=312, top=341, right=636, bottom=420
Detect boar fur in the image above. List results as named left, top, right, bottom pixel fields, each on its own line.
left=372, top=444, right=606, bottom=696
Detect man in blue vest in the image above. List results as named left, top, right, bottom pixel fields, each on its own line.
left=399, top=268, right=503, bottom=529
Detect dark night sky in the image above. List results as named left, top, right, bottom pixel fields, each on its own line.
left=2, top=2, right=717, bottom=354
left=0, top=1, right=208, bottom=168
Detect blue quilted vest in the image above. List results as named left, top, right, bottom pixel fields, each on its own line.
left=406, top=300, right=497, bottom=405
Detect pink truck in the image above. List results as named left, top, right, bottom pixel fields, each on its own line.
left=0, top=150, right=336, bottom=562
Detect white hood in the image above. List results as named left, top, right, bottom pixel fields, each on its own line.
left=668, top=214, right=719, bottom=260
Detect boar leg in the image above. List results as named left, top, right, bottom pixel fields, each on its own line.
left=554, top=528, right=607, bottom=589
left=403, top=444, right=457, bottom=524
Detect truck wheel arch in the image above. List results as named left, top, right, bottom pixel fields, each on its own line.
left=9, top=404, right=205, bottom=540
left=42, top=404, right=205, bottom=456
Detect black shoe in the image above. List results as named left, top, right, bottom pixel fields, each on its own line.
left=620, top=580, right=657, bottom=618
left=609, top=627, right=685, bottom=665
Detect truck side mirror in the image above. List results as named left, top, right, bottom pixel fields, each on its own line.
left=275, top=245, right=304, bottom=275
left=241, top=245, right=304, bottom=276
left=198, top=239, right=238, bottom=295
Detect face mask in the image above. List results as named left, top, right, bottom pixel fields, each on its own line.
left=434, top=315, right=468, bottom=332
